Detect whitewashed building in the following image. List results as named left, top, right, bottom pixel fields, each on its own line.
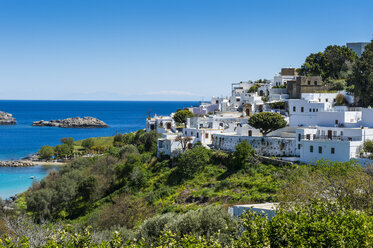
left=146, top=115, right=176, bottom=133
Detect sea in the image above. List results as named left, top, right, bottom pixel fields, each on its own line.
left=0, top=100, right=198, bottom=199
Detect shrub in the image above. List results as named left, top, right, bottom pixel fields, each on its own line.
left=82, top=138, right=95, bottom=149
left=174, top=146, right=211, bottom=181
left=335, top=93, right=347, bottom=105
left=229, top=141, right=257, bottom=171
left=173, top=110, right=194, bottom=124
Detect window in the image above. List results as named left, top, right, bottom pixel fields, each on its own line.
left=308, top=80, right=311, bottom=85
left=185, top=131, right=187, bottom=135
left=314, top=81, right=317, bottom=85
left=191, top=132, right=193, bottom=136
left=335, top=120, right=339, bottom=125
left=340, top=131, right=343, bottom=136
left=326, top=98, right=328, bottom=102
left=306, top=134, right=311, bottom=140
left=309, top=108, right=312, bottom=112
left=293, top=106, right=296, bottom=112
left=319, top=146, right=322, bottom=154
left=301, top=107, right=304, bottom=112
left=310, top=146, right=313, bottom=152
left=298, top=133, right=301, bottom=141
left=313, top=109, right=315, bottom=112
left=248, top=130, right=252, bottom=136
left=298, top=144, right=301, bottom=149
left=205, top=133, right=209, bottom=139
left=196, top=133, right=199, bottom=138
left=236, top=98, right=240, bottom=102
left=331, top=148, right=335, bottom=154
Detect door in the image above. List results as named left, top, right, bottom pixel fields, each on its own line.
left=328, top=130, right=332, bottom=139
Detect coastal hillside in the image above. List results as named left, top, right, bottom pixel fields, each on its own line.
left=21, top=130, right=286, bottom=227
left=3, top=131, right=373, bottom=246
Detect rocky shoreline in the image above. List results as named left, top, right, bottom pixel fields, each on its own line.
left=0, top=111, right=17, bottom=125
left=32, top=117, right=108, bottom=128
left=0, top=160, right=34, bottom=167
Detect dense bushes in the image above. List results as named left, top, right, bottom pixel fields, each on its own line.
left=173, top=146, right=212, bottom=182
left=137, top=205, right=236, bottom=244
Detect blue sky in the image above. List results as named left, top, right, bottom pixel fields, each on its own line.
left=0, top=0, right=371, bottom=100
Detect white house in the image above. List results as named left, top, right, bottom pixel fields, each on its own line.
left=146, top=115, right=176, bottom=133
left=157, top=133, right=195, bottom=158
left=288, top=99, right=332, bottom=126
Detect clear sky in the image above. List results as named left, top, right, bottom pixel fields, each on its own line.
left=0, top=0, right=372, bottom=101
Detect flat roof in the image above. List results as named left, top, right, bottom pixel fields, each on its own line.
left=234, top=203, right=278, bottom=211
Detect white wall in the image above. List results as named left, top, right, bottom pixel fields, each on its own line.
left=299, top=140, right=361, bottom=163
left=288, top=99, right=331, bottom=126
left=362, top=108, right=373, bottom=128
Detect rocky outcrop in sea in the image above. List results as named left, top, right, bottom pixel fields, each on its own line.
left=32, top=117, right=108, bottom=128
left=0, top=111, right=16, bottom=125
left=0, top=160, right=34, bottom=167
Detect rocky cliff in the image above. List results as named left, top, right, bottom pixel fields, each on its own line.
left=32, top=117, right=108, bottom=128
left=0, top=111, right=17, bottom=125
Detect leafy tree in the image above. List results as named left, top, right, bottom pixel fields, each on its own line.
left=229, top=141, right=257, bottom=170
left=78, top=176, right=97, bottom=201
left=82, top=138, right=95, bottom=149
left=55, top=143, right=73, bottom=159
left=299, top=52, right=326, bottom=77
left=139, top=131, right=160, bottom=154
left=60, top=137, right=74, bottom=146
left=323, top=45, right=358, bottom=80
left=300, top=45, right=357, bottom=80
left=175, top=146, right=211, bottom=180
left=363, top=140, right=373, bottom=154
left=351, top=40, right=373, bottom=107
left=248, top=85, right=259, bottom=93
left=38, top=145, right=55, bottom=160
left=248, top=112, right=287, bottom=135
left=173, top=110, right=194, bottom=124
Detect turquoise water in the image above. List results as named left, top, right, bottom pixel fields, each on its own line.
left=0, top=100, right=198, bottom=199
left=0, top=165, right=58, bottom=199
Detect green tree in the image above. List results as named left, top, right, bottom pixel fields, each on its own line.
left=323, top=45, right=358, bottom=80
left=173, top=110, right=194, bottom=124
left=300, top=45, right=357, bottom=80
left=82, top=138, right=95, bottom=149
left=60, top=137, right=74, bottom=146
left=351, top=40, right=373, bottom=107
left=248, top=112, right=287, bottom=135
left=229, top=141, right=257, bottom=170
left=299, top=52, right=326, bottom=77
left=78, top=176, right=97, bottom=201
left=175, top=146, right=211, bottom=180
left=139, top=131, right=160, bottom=154
left=363, top=140, right=373, bottom=154
left=38, top=145, right=55, bottom=160
left=55, top=143, right=73, bottom=159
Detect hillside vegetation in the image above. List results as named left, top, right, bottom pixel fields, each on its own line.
left=25, top=130, right=286, bottom=230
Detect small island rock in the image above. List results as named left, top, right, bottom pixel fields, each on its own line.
left=0, top=111, right=17, bottom=125
left=32, top=117, right=108, bottom=128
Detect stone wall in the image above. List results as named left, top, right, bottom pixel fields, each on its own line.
left=212, top=134, right=297, bottom=156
